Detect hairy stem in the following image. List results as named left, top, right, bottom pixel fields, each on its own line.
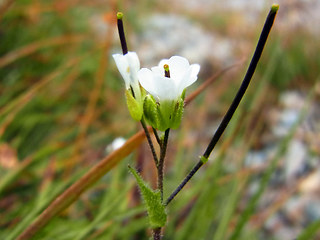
left=141, top=118, right=159, bottom=166
left=152, top=228, right=161, bottom=240
left=157, top=129, right=170, bottom=202
left=153, top=127, right=161, bottom=145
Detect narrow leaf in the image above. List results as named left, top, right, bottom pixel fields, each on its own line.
left=128, top=166, right=167, bottom=229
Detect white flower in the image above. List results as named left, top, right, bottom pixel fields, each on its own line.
left=113, top=51, right=144, bottom=121
left=138, top=56, right=200, bottom=101
left=112, top=51, right=140, bottom=94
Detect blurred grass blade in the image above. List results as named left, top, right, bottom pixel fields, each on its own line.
left=75, top=183, right=132, bottom=240
left=16, top=128, right=151, bottom=240
left=296, top=220, right=320, bottom=240
left=0, top=143, right=60, bottom=196
left=0, top=35, right=84, bottom=68
left=0, top=57, right=81, bottom=120
left=213, top=179, right=240, bottom=240
left=6, top=175, right=77, bottom=240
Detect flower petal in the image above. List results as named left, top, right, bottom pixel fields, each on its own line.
left=113, top=52, right=141, bottom=89
left=113, top=53, right=130, bottom=88
left=167, top=56, right=190, bottom=84
left=186, top=64, right=200, bottom=87
left=126, top=52, right=140, bottom=73
left=177, top=64, right=200, bottom=96
left=151, top=66, right=164, bottom=77
left=138, top=68, right=157, bottom=97
left=152, top=75, right=178, bottom=100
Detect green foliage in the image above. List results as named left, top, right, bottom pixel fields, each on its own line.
left=128, top=166, right=167, bottom=229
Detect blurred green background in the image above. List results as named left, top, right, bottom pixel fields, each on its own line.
left=1, top=0, right=320, bottom=239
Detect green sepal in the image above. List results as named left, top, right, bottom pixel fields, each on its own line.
left=143, top=95, right=159, bottom=129
left=125, top=89, right=143, bottom=121
left=170, top=98, right=184, bottom=129
left=140, top=84, right=147, bottom=99
left=181, top=88, right=187, bottom=101
left=157, top=99, right=184, bottom=131
left=128, top=166, right=167, bottom=229
left=157, top=100, right=174, bottom=131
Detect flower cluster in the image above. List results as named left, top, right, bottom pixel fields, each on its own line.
left=113, top=53, right=200, bottom=131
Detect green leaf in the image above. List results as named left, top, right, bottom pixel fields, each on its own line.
left=128, top=166, right=167, bottom=229
left=125, top=89, right=143, bottom=121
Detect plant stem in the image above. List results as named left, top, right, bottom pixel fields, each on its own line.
left=152, top=129, right=169, bottom=240
left=165, top=4, right=279, bottom=206
left=157, top=129, right=170, bottom=202
left=153, top=127, right=161, bottom=145
left=152, top=228, right=161, bottom=240
left=141, top=118, right=159, bottom=166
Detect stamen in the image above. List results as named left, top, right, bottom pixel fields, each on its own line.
left=164, top=64, right=170, bottom=78
left=117, top=12, right=128, bottom=55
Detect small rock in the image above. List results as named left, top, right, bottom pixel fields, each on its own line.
left=284, top=139, right=307, bottom=182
